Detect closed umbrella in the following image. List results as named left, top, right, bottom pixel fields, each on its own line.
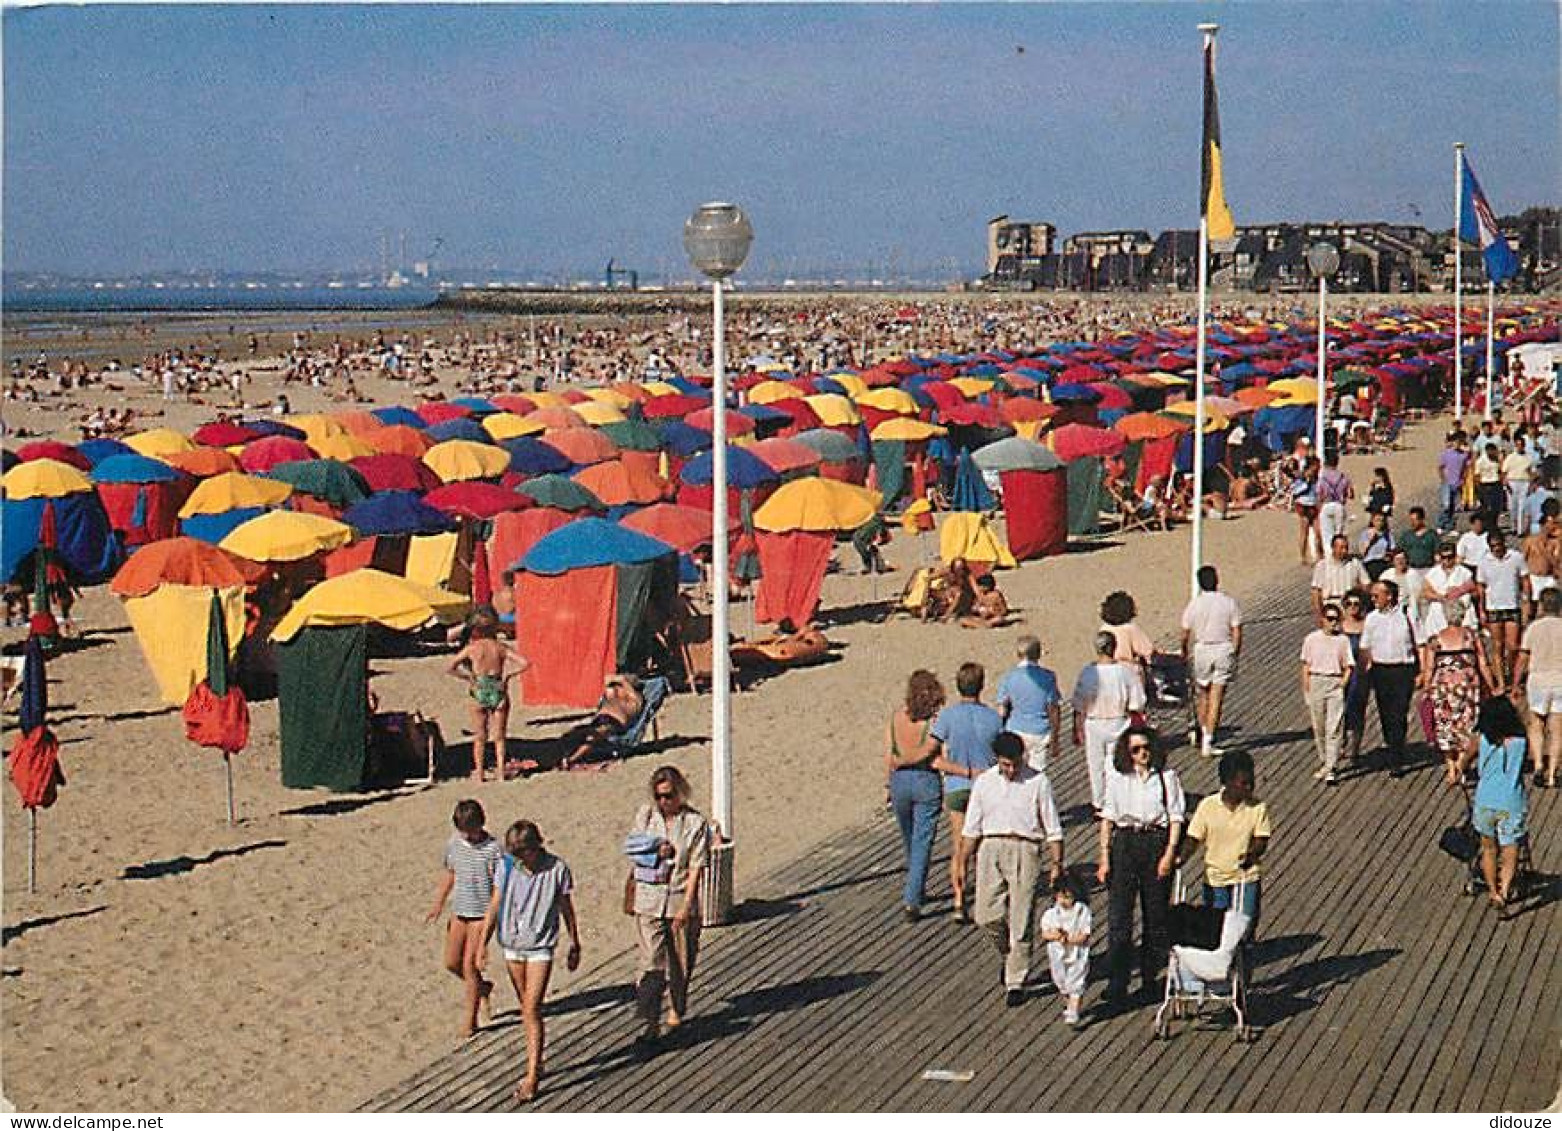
left=182, top=592, right=251, bottom=823
left=10, top=636, right=63, bottom=891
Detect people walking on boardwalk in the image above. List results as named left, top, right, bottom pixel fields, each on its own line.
left=1339, top=589, right=1372, bottom=764
left=1300, top=605, right=1354, bottom=785
left=1513, top=587, right=1562, bottom=789
left=1039, top=874, right=1091, bottom=1027
left=1421, top=542, right=1479, bottom=638
left=1399, top=506, right=1440, bottom=581
left=1290, top=456, right=1321, bottom=562
left=1438, top=431, right=1471, bottom=531
left=1521, top=507, right=1561, bottom=617
left=1099, top=589, right=1155, bottom=687
left=960, top=731, right=1064, bottom=1007
left=1477, top=532, right=1528, bottom=687
left=625, top=766, right=709, bottom=1048
left=932, top=662, right=1003, bottom=924
left=1475, top=443, right=1505, bottom=527
left=1180, top=565, right=1242, bottom=758
left=427, top=799, right=503, bottom=1040
left=885, top=670, right=946, bottom=920
left=1097, top=724, right=1184, bottom=1003
left=1184, top=750, right=1270, bottom=931
left=1457, top=510, right=1492, bottom=571
left=1360, top=578, right=1419, bottom=777
left=478, top=820, right=580, bottom=1104
left=1358, top=511, right=1394, bottom=581
left=1316, top=452, right=1354, bottom=549
left=996, top=636, right=1062, bottom=773
left=1071, top=631, right=1146, bottom=815
left=1420, top=598, right=1491, bottom=785
left=1504, top=437, right=1536, bottom=536
left=1456, top=696, right=1530, bottom=913
left=1312, top=535, right=1370, bottom=626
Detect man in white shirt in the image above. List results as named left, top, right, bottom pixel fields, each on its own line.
left=1311, top=535, right=1371, bottom=626
left=1360, top=578, right=1419, bottom=777
left=1422, top=542, right=1479, bottom=636
left=1503, top=440, right=1536, bottom=537
left=962, top=733, right=1065, bottom=1006
left=1071, top=632, right=1147, bottom=814
left=1456, top=512, right=1491, bottom=571
left=1478, top=531, right=1529, bottom=687
left=1180, top=565, right=1242, bottom=757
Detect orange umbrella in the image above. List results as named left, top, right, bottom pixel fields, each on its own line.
left=1114, top=412, right=1189, bottom=441
left=111, top=536, right=269, bottom=597
left=365, top=425, right=433, bottom=457
left=526, top=407, right=587, bottom=431
left=610, top=382, right=651, bottom=404
left=621, top=502, right=738, bottom=552
left=333, top=410, right=385, bottom=438
left=571, top=458, right=669, bottom=506
left=540, top=427, right=619, bottom=467
left=1233, top=387, right=1279, bottom=408
left=162, top=447, right=241, bottom=478
left=999, top=398, right=1061, bottom=426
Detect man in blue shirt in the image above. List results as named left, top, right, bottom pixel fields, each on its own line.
left=995, top=635, right=1062, bottom=773
left=930, top=661, right=1003, bottom=924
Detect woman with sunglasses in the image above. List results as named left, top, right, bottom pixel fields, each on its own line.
left=624, top=765, right=711, bottom=1047
left=1096, top=725, right=1184, bottom=1004
left=1340, top=589, right=1372, bottom=764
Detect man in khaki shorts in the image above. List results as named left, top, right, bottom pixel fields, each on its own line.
left=1513, top=586, right=1562, bottom=789
left=1180, top=565, right=1243, bottom=758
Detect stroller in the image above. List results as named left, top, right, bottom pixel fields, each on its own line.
left=1154, top=872, right=1254, bottom=1043
left=1146, top=651, right=1197, bottom=748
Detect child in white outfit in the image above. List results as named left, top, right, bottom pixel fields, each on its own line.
left=1040, top=875, right=1092, bottom=1025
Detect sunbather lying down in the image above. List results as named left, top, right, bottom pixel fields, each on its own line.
left=508, top=674, right=646, bottom=777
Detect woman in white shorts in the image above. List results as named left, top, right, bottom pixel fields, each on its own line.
left=480, top=820, right=582, bottom=1103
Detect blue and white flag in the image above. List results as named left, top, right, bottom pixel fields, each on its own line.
left=1460, top=154, right=1520, bottom=284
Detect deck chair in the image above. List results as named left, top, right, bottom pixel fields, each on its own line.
left=605, top=676, right=670, bottom=756
left=1373, top=415, right=1406, bottom=450
left=1104, top=476, right=1158, bottom=533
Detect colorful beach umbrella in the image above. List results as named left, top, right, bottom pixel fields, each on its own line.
left=753, top=477, right=881, bottom=533
left=423, top=482, right=531, bottom=520
left=422, top=440, right=511, bottom=483
left=163, top=447, right=242, bottom=478
left=179, top=472, right=293, bottom=518
left=110, top=537, right=268, bottom=596
left=219, top=511, right=354, bottom=562
left=270, top=569, right=469, bottom=642
left=125, top=429, right=197, bottom=458
left=621, top=502, right=738, bottom=553
left=3, top=459, right=94, bottom=500
left=16, top=441, right=90, bottom=470
left=514, top=474, right=604, bottom=513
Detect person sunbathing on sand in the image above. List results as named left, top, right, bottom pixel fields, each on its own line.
left=960, top=574, right=1011, bottom=629
left=448, top=617, right=529, bottom=781
left=558, top=674, right=645, bottom=771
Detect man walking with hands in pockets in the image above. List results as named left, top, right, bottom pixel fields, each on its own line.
left=1181, top=566, right=1243, bottom=757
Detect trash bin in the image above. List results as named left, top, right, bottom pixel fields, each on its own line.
left=701, top=836, right=735, bottom=927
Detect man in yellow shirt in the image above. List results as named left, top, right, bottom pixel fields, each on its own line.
left=1184, top=750, right=1271, bottom=929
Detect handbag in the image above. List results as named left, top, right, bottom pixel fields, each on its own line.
left=1438, top=819, right=1479, bottom=863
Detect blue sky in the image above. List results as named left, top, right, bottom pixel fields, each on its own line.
left=3, top=2, right=1556, bottom=280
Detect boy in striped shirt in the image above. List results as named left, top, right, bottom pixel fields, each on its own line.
left=426, top=799, right=504, bottom=1038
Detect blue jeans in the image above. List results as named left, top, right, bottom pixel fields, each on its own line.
left=1438, top=483, right=1459, bottom=530
left=1205, top=880, right=1262, bottom=933
left=890, top=769, right=942, bottom=910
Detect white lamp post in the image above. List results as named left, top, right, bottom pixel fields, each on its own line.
left=683, top=202, right=752, bottom=924
left=1307, top=242, right=1340, bottom=456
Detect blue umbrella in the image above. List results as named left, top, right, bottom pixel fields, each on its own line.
left=451, top=396, right=498, bottom=416
left=659, top=420, right=713, bottom=458
left=77, top=438, right=136, bottom=467
left=501, top=436, right=572, bottom=476
left=520, top=517, right=677, bottom=575
left=371, top=406, right=427, bottom=429
left=426, top=418, right=489, bottom=444
left=342, top=491, right=455, bottom=536
left=241, top=419, right=308, bottom=441
left=90, top=453, right=183, bottom=485
left=679, top=445, right=780, bottom=489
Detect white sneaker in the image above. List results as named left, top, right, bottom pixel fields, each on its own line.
left=1063, top=1006, right=1080, bottom=1026
left=1311, top=767, right=1327, bottom=781
left=1202, top=737, right=1223, bottom=758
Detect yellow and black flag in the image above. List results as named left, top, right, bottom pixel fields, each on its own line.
left=1200, top=29, right=1236, bottom=240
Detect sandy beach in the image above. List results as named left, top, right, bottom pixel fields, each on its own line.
left=0, top=303, right=1458, bottom=1109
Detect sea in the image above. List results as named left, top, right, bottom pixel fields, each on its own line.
left=2, top=284, right=443, bottom=313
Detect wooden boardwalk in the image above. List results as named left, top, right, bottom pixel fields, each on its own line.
left=368, top=554, right=1560, bottom=1113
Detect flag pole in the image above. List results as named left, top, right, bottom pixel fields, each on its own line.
left=1454, top=142, right=1466, bottom=420
left=1486, top=280, right=1496, bottom=415
left=1192, top=214, right=1209, bottom=598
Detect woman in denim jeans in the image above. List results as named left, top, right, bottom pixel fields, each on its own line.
left=885, top=670, right=948, bottom=922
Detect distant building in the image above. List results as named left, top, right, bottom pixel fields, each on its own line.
left=986, top=215, right=1057, bottom=278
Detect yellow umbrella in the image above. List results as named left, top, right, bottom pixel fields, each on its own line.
left=856, top=387, right=919, bottom=414
left=2, top=459, right=93, bottom=499
left=829, top=373, right=869, bottom=400
left=579, top=386, right=632, bottom=409
left=1141, top=371, right=1190, bottom=386
left=483, top=413, right=546, bottom=441
left=746, top=379, right=800, bottom=405
left=870, top=417, right=947, bottom=442
left=949, top=376, right=995, bottom=398
left=126, top=428, right=196, bottom=458
left=220, top=511, right=354, bottom=562
left=179, top=472, right=294, bottom=517
left=573, top=400, right=627, bottom=426
left=286, top=414, right=348, bottom=447
left=1264, top=378, right=1320, bottom=404
left=422, top=439, right=510, bottom=482
left=753, top=477, right=881, bottom=533
left=639, top=380, right=681, bottom=398
left=271, top=568, right=469, bottom=642
left=524, top=391, right=569, bottom=409
left=1161, top=402, right=1231, bottom=431
left=311, top=432, right=378, bottom=461
left=802, top=393, right=861, bottom=427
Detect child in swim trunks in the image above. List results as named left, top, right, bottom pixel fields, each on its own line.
left=448, top=616, right=530, bottom=781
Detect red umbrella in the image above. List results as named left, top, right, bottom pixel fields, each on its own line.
left=472, top=538, right=493, bottom=606
left=350, top=453, right=441, bottom=493
left=424, top=481, right=530, bottom=520
left=749, top=437, right=823, bottom=474
left=765, top=398, right=823, bottom=431
left=416, top=401, right=474, bottom=425
left=490, top=394, right=537, bottom=415
left=11, top=635, right=64, bottom=892
left=1050, top=422, right=1127, bottom=461
left=17, top=441, right=90, bottom=470
left=999, top=399, right=1061, bottom=426
left=687, top=407, right=757, bottom=436
left=540, top=428, right=619, bottom=467
left=1088, top=383, right=1134, bottom=410
left=942, top=402, right=1005, bottom=428
left=182, top=592, right=249, bottom=823
left=192, top=421, right=260, bottom=447
left=558, top=389, right=591, bottom=405
left=621, top=502, right=738, bottom=553
left=240, top=435, right=314, bottom=472
left=920, top=382, right=966, bottom=411
left=642, top=394, right=708, bottom=419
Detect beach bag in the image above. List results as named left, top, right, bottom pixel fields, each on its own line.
left=1438, top=817, right=1480, bottom=863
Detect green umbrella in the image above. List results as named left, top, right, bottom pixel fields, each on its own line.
left=263, top=459, right=372, bottom=508
left=793, top=428, right=860, bottom=463
left=205, top=590, right=231, bottom=698
left=1333, top=369, right=1375, bottom=392
left=515, top=474, right=604, bottom=513
left=600, top=419, right=665, bottom=452
left=972, top=436, right=1064, bottom=473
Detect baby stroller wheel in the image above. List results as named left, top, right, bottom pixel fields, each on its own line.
left=1236, top=1024, right=1253, bottom=1044
left=1463, top=877, right=1479, bottom=896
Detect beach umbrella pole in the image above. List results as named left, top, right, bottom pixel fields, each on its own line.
left=28, top=810, right=37, bottom=895
left=224, top=753, right=236, bottom=825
